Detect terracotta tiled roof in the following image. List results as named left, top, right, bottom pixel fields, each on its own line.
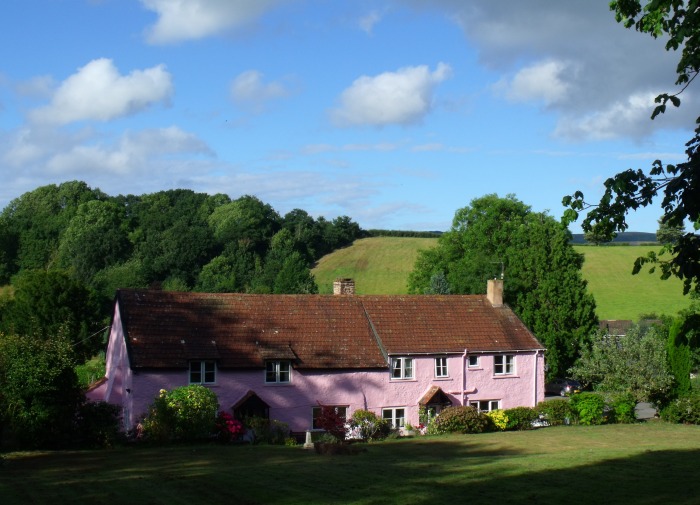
left=116, top=290, right=543, bottom=371
left=361, top=295, right=542, bottom=354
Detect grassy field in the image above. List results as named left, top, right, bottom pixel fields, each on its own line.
left=2, top=423, right=699, bottom=504
left=311, top=237, right=692, bottom=320
left=312, top=237, right=437, bottom=294
left=574, top=245, right=692, bottom=320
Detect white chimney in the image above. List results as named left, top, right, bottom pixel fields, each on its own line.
left=487, top=279, right=503, bottom=307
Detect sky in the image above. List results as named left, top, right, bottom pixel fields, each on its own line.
left=0, top=1, right=695, bottom=234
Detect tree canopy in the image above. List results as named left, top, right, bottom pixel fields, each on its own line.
left=409, top=194, right=598, bottom=379
left=563, top=1, right=700, bottom=295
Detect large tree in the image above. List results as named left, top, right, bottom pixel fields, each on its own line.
left=563, top=1, right=700, bottom=295
left=409, top=194, right=598, bottom=379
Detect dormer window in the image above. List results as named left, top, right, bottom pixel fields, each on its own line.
left=390, top=357, right=414, bottom=380
left=265, top=360, right=291, bottom=384
left=189, top=360, right=216, bottom=384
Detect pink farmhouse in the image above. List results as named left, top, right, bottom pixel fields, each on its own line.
left=88, top=279, right=545, bottom=433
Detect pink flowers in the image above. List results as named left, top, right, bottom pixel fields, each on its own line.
left=215, top=411, right=244, bottom=442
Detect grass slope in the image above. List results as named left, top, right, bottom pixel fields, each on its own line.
left=2, top=424, right=699, bottom=504
left=312, top=237, right=692, bottom=320
left=574, top=245, right=692, bottom=320
left=312, top=237, right=438, bottom=294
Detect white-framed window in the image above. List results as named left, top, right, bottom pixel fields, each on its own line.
left=382, top=407, right=406, bottom=428
left=265, top=360, right=291, bottom=384
left=434, top=357, right=448, bottom=378
left=390, top=357, right=414, bottom=380
left=311, top=406, right=348, bottom=430
left=470, top=400, right=500, bottom=412
left=494, top=355, right=515, bottom=375
left=468, top=355, right=480, bottom=368
left=189, top=360, right=216, bottom=384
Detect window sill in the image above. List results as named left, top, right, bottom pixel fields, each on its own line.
left=264, top=382, right=292, bottom=386
left=493, top=375, right=518, bottom=379
left=390, top=378, right=417, bottom=382
left=433, top=377, right=451, bottom=381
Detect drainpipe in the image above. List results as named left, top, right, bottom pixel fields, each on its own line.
left=532, top=350, right=538, bottom=407
left=462, top=349, right=468, bottom=406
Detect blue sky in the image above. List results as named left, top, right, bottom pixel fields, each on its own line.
left=0, top=1, right=694, bottom=233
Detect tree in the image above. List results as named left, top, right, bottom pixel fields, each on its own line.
left=424, top=271, right=451, bottom=294
left=584, top=225, right=615, bottom=246
left=0, top=269, right=106, bottom=360
left=0, top=331, right=83, bottom=448
left=56, top=200, right=132, bottom=284
left=0, top=181, right=106, bottom=275
left=409, top=194, right=598, bottom=379
left=656, top=217, right=684, bottom=245
left=563, top=1, right=700, bottom=295
left=570, top=324, right=674, bottom=404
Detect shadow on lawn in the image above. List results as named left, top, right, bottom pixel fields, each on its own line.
left=2, top=439, right=699, bottom=505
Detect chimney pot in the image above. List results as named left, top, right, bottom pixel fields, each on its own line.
left=333, top=278, right=355, bottom=295
left=487, top=279, right=503, bottom=307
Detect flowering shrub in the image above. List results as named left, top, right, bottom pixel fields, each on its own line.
left=141, top=385, right=219, bottom=442
left=214, top=411, right=244, bottom=443
left=661, top=392, right=700, bottom=424
left=486, top=409, right=508, bottom=431
left=432, top=406, right=490, bottom=434
left=349, top=409, right=390, bottom=441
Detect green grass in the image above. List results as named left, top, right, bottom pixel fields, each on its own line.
left=574, top=245, right=692, bottom=320
left=312, top=237, right=692, bottom=320
left=312, top=237, right=438, bottom=294
left=2, top=423, right=699, bottom=504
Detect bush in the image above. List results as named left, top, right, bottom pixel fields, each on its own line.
left=74, top=400, right=121, bottom=448
left=608, top=393, right=637, bottom=424
left=243, top=417, right=290, bottom=445
left=537, top=399, right=575, bottom=426
left=141, top=385, right=219, bottom=442
left=349, top=409, right=390, bottom=441
left=661, top=392, right=700, bottom=424
left=315, top=405, right=347, bottom=441
left=214, top=411, right=244, bottom=443
left=504, top=407, right=538, bottom=430
left=570, top=392, right=606, bottom=425
left=485, top=409, right=508, bottom=431
left=432, top=406, right=490, bottom=434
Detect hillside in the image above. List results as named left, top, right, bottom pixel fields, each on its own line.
left=311, top=237, right=693, bottom=321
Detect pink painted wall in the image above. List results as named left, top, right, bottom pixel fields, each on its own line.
left=93, top=330, right=544, bottom=431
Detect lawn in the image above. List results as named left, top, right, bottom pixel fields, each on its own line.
left=2, top=423, right=699, bottom=504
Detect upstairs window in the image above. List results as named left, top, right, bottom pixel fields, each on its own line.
left=189, top=360, right=216, bottom=384
left=494, top=355, right=515, bottom=375
left=434, top=357, right=448, bottom=378
left=265, top=361, right=291, bottom=384
left=390, top=357, right=414, bottom=380
left=468, top=355, right=480, bottom=368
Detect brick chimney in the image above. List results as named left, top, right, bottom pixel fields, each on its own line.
left=333, top=278, right=355, bottom=295
left=487, top=279, right=503, bottom=307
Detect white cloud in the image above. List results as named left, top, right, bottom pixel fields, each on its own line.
left=496, top=60, right=571, bottom=105
left=45, top=126, right=211, bottom=175
left=141, top=0, right=285, bottom=44
left=230, top=70, right=290, bottom=112
left=331, top=63, right=452, bottom=127
left=29, top=58, right=172, bottom=125
left=359, top=10, right=382, bottom=34
left=554, top=92, right=660, bottom=141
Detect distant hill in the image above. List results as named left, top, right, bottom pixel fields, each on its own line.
left=570, top=231, right=657, bottom=245
left=312, top=236, right=691, bottom=321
